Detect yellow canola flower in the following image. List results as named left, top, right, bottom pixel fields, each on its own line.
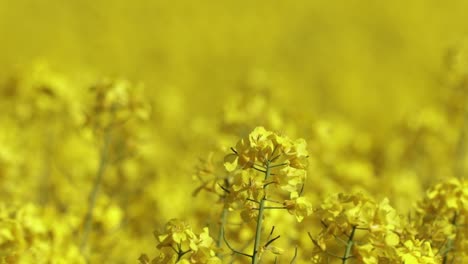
left=86, top=78, right=151, bottom=131
left=0, top=203, right=85, bottom=263
left=139, top=252, right=178, bottom=264
left=224, top=126, right=308, bottom=172
left=189, top=228, right=218, bottom=257
left=314, top=192, right=416, bottom=262
left=273, top=166, right=307, bottom=193
left=384, top=232, right=400, bottom=247
left=412, top=177, right=467, bottom=262
left=397, top=240, right=439, bottom=264
left=319, top=192, right=376, bottom=229
left=223, top=127, right=309, bottom=210
left=420, top=177, right=467, bottom=216
left=146, top=219, right=220, bottom=264
left=156, top=219, right=195, bottom=248
left=354, top=243, right=378, bottom=263
left=283, top=191, right=313, bottom=222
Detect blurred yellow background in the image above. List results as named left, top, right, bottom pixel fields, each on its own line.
left=0, top=1, right=467, bottom=263
left=1, top=0, right=467, bottom=128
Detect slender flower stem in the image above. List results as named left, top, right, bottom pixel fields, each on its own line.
left=80, top=127, right=111, bottom=252
left=252, top=161, right=271, bottom=264
left=263, top=206, right=287, bottom=210
left=342, top=226, right=356, bottom=264
left=176, top=247, right=191, bottom=262
left=217, top=207, right=229, bottom=248
left=442, top=214, right=458, bottom=264
left=252, top=198, right=266, bottom=263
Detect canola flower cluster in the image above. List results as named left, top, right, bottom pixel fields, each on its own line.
left=139, top=219, right=221, bottom=264
left=0, top=44, right=468, bottom=264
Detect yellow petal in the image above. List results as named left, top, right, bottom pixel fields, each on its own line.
left=385, top=232, right=400, bottom=246
left=223, top=154, right=238, bottom=172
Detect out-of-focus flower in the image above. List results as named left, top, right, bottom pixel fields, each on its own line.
left=396, top=239, right=440, bottom=264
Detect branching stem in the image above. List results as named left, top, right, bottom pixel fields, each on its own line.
left=217, top=207, right=229, bottom=248
left=342, top=226, right=356, bottom=264
left=442, top=213, right=458, bottom=264
left=252, top=160, right=271, bottom=264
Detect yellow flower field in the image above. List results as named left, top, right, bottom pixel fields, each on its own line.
left=0, top=1, right=467, bottom=263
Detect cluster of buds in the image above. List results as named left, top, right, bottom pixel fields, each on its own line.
left=223, top=126, right=311, bottom=222
left=310, top=192, right=442, bottom=263
left=85, top=78, right=151, bottom=132
left=220, top=127, right=312, bottom=263
left=413, top=177, right=467, bottom=263
left=83, top=78, right=152, bottom=163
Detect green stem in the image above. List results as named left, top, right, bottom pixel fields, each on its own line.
left=252, top=161, right=271, bottom=264
left=217, top=207, right=229, bottom=248
left=176, top=248, right=191, bottom=262
left=343, top=226, right=356, bottom=264
left=442, top=214, right=458, bottom=264
left=80, top=128, right=111, bottom=252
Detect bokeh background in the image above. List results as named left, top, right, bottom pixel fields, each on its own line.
left=1, top=0, right=468, bottom=126
left=0, top=1, right=467, bottom=263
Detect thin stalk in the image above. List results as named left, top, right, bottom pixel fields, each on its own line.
left=217, top=207, right=229, bottom=248
left=176, top=248, right=191, bottom=262
left=442, top=214, right=458, bottom=264
left=252, top=161, right=271, bottom=264
left=80, top=128, right=112, bottom=252
left=342, top=226, right=356, bottom=264
left=263, top=206, right=286, bottom=210
left=290, top=246, right=298, bottom=264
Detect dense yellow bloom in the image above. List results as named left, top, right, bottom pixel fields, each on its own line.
left=143, top=219, right=220, bottom=264
left=412, top=177, right=468, bottom=263
left=223, top=127, right=309, bottom=208
left=273, top=166, right=307, bottom=193
left=417, top=177, right=467, bottom=217
left=311, top=193, right=419, bottom=263
left=156, top=219, right=196, bottom=248
left=396, top=240, right=440, bottom=264
left=222, top=127, right=312, bottom=227
left=2, top=4, right=468, bottom=262
left=189, top=228, right=221, bottom=263
left=0, top=203, right=85, bottom=263
left=224, top=126, right=308, bottom=172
